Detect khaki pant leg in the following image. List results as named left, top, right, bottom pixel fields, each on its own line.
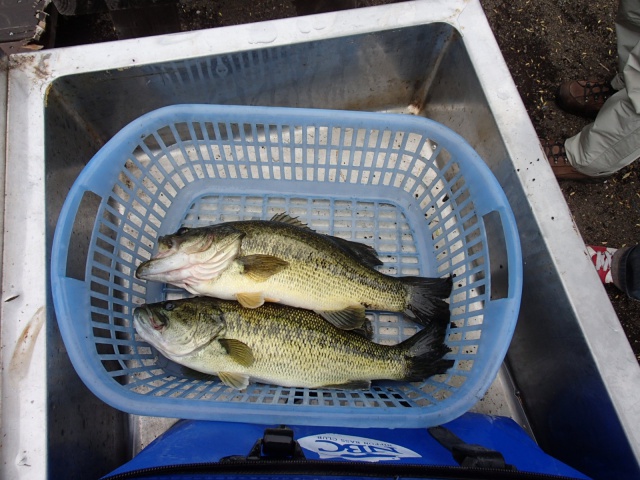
left=565, top=88, right=640, bottom=176
left=615, top=0, right=640, bottom=75
left=565, top=1, right=640, bottom=175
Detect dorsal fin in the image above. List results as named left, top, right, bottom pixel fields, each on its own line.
left=327, top=236, right=383, bottom=268
left=270, top=213, right=314, bottom=231
left=270, top=213, right=382, bottom=268
left=316, top=305, right=366, bottom=330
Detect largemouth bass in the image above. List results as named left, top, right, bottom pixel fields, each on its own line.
left=133, top=297, right=453, bottom=390
left=136, top=213, right=452, bottom=330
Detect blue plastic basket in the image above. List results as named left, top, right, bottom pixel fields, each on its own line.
left=51, top=104, right=522, bottom=428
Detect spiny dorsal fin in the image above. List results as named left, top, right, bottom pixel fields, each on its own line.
left=327, top=236, right=383, bottom=268
left=236, top=292, right=265, bottom=309
left=219, top=339, right=255, bottom=367
left=270, top=213, right=314, bottom=231
left=238, top=255, right=289, bottom=282
left=316, top=305, right=366, bottom=330
left=218, top=372, right=250, bottom=390
left=269, top=213, right=381, bottom=268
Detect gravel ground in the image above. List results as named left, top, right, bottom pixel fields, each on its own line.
left=51, top=0, right=640, bottom=360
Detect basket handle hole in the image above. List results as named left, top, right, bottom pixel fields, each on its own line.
left=483, top=210, right=509, bottom=301
left=65, top=191, right=101, bottom=282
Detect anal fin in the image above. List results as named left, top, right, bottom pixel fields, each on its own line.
left=218, top=372, right=250, bottom=390
left=236, top=292, right=265, bottom=309
left=316, top=305, right=366, bottom=330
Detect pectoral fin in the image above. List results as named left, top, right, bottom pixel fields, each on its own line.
left=219, top=339, right=255, bottom=367
left=238, top=255, right=289, bottom=282
left=316, top=305, right=366, bottom=330
left=236, top=292, right=265, bottom=309
left=218, top=372, right=250, bottom=390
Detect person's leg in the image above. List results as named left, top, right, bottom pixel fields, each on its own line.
left=612, top=245, right=640, bottom=300
left=564, top=87, right=640, bottom=176
left=554, top=2, right=640, bottom=125
left=587, top=244, right=639, bottom=301
left=564, top=21, right=640, bottom=177
left=612, top=0, right=640, bottom=89
left=552, top=1, right=640, bottom=177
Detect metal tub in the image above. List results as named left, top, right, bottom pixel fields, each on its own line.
left=1, top=1, right=639, bottom=478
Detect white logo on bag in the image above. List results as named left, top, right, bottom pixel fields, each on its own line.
left=298, top=433, right=421, bottom=462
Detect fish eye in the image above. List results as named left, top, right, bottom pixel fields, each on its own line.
left=176, top=227, right=190, bottom=236
left=163, top=302, right=175, bottom=311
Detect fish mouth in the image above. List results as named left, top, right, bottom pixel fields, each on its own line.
left=133, top=306, right=166, bottom=333
left=132, top=303, right=220, bottom=358
left=135, top=248, right=238, bottom=282
left=135, top=235, right=242, bottom=282
left=135, top=252, right=192, bottom=280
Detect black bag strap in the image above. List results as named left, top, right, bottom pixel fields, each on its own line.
left=221, top=425, right=306, bottom=462
left=428, top=425, right=516, bottom=470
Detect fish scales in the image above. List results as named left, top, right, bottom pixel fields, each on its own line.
left=219, top=301, right=405, bottom=386
left=227, top=220, right=407, bottom=310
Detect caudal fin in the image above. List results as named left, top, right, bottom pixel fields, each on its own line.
left=401, top=275, right=452, bottom=326
left=399, top=318, right=453, bottom=382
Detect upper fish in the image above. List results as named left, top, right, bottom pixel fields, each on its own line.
left=136, top=213, right=452, bottom=330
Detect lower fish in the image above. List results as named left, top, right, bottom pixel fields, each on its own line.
left=133, top=297, right=453, bottom=390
